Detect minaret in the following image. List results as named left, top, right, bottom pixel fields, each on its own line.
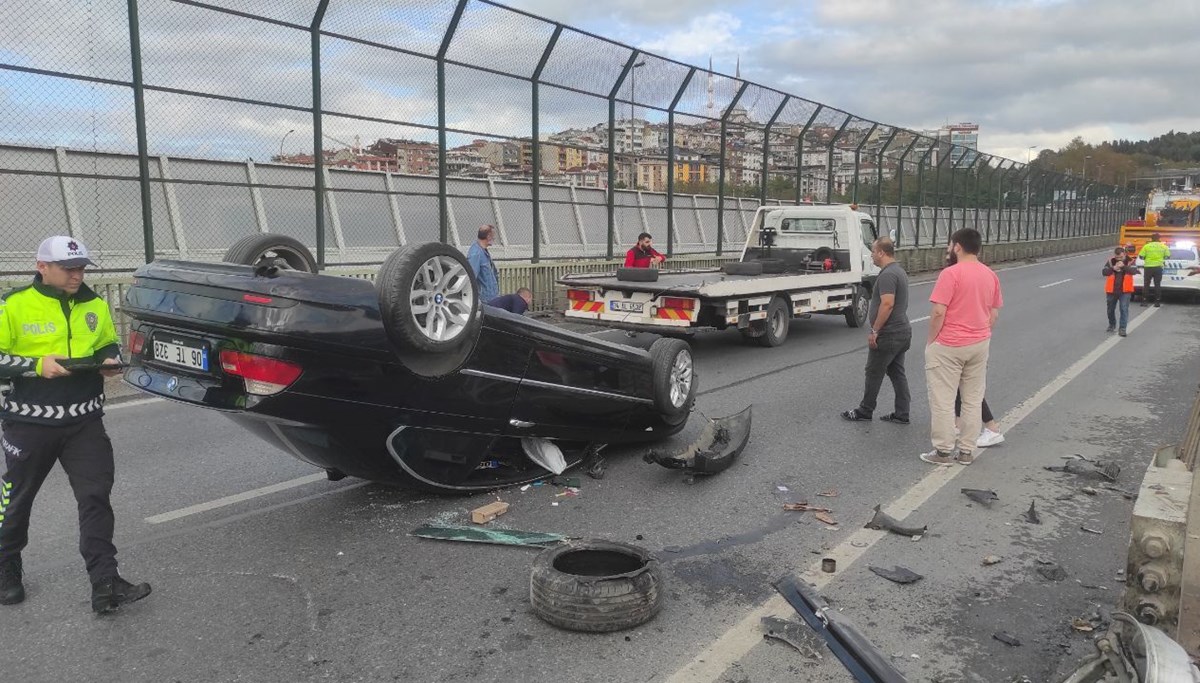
left=706, top=56, right=714, bottom=116
left=735, top=55, right=740, bottom=80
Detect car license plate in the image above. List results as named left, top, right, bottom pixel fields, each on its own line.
left=609, top=300, right=644, bottom=313
left=152, top=337, right=209, bottom=371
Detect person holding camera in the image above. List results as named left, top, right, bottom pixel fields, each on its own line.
left=1103, top=245, right=1138, bottom=337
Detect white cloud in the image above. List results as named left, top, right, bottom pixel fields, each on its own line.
left=640, top=12, right=745, bottom=62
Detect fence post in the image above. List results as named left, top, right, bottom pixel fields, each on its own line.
left=760, top=95, right=790, bottom=205
left=435, top=0, right=468, bottom=249
left=915, top=140, right=935, bottom=247
left=931, top=147, right=951, bottom=245
left=530, top=25, right=562, bottom=264
left=852, top=123, right=879, bottom=204
left=894, top=133, right=918, bottom=246
left=717, top=81, right=750, bottom=255
left=310, top=0, right=333, bottom=267
left=667, top=68, right=697, bottom=256
left=874, top=128, right=899, bottom=229
left=127, top=0, right=155, bottom=263
left=947, top=148, right=969, bottom=238
left=826, top=115, right=850, bottom=203
left=608, top=52, right=639, bottom=260
left=793, top=106, right=822, bottom=205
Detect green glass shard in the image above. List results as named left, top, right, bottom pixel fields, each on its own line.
left=409, top=525, right=565, bottom=548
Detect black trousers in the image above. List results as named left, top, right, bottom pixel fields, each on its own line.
left=955, top=391, right=994, bottom=423
left=1144, top=266, right=1163, bottom=303
left=0, top=418, right=118, bottom=583
left=857, top=329, right=911, bottom=419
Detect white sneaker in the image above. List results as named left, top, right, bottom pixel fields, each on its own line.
left=976, top=429, right=1005, bottom=448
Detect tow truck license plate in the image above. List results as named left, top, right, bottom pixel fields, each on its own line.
left=609, top=300, right=644, bottom=313
left=152, top=337, right=209, bottom=371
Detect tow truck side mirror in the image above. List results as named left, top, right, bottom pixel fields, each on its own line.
left=889, top=229, right=897, bottom=242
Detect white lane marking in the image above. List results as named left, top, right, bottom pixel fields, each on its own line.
left=664, top=306, right=1162, bottom=683
left=1039, top=278, right=1073, bottom=289
left=911, top=315, right=930, bottom=323
left=105, top=397, right=164, bottom=411
left=144, top=472, right=328, bottom=524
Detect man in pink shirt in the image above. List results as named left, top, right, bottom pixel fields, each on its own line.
left=920, top=228, right=1003, bottom=466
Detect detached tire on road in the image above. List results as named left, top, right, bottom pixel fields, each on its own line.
left=844, top=284, right=869, bottom=328
left=530, top=539, right=664, bottom=633
left=377, top=242, right=482, bottom=378
left=223, top=234, right=318, bottom=273
left=617, top=267, right=659, bottom=282
left=649, top=338, right=696, bottom=423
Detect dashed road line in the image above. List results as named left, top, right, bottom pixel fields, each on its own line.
left=1039, top=278, right=1074, bottom=289
left=145, top=472, right=328, bottom=524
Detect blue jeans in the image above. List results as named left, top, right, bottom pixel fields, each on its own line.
left=1106, top=292, right=1130, bottom=330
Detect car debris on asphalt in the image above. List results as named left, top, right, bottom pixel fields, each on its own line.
left=993, top=632, right=1022, bottom=647
left=760, top=616, right=826, bottom=661
left=1080, top=526, right=1103, bottom=535
left=1024, top=501, right=1041, bottom=524
left=409, top=525, right=566, bottom=548
left=1036, top=562, right=1068, bottom=582
left=869, top=565, right=924, bottom=584
left=643, top=406, right=753, bottom=477
left=961, top=488, right=999, bottom=506
left=471, top=501, right=511, bottom=524
left=864, top=504, right=927, bottom=539
left=783, top=502, right=832, bottom=513
left=982, top=555, right=1003, bottom=566
left=813, top=512, right=838, bottom=527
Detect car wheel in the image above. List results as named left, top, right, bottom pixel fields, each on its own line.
left=529, top=539, right=664, bottom=633
left=649, top=338, right=695, bottom=423
left=845, top=284, right=868, bottom=328
left=757, top=296, right=791, bottom=347
left=722, top=261, right=764, bottom=276
left=223, top=234, right=318, bottom=273
left=377, top=242, right=482, bottom=377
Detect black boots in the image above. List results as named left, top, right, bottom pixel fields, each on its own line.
left=0, top=557, right=24, bottom=605
left=91, top=575, right=152, bottom=613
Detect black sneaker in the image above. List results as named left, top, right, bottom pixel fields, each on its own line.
left=1105, top=325, right=1115, bottom=333
left=1119, top=329, right=1127, bottom=337
left=91, top=575, right=151, bottom=613
left=840, top=408, right=871, bottom=422
left=0, top=557, right=24, bottom=606
left=879, top=413, right=910, bottom=425
left=1154, top=302, right=1161, bottom=307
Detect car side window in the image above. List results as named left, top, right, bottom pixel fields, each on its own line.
left=860, top=220, right=876, bottom=248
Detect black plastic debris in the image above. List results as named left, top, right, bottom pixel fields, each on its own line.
left=760, top=616, right=825, bottom=661
left=961, top=488, right=999, bottom=506
left=864, top=504, right=927, bottom=538
left=1045, top=460, right=1121, bottom=482
left=1037, top=563, right=1068, bottom=582
left=1024, top=501, right=1041, bottom=524
left=644, top=406, right=752, bottom=476
left=869, top=565, right=924, bottom=584
left=993, top=632, right=1022, bottom=647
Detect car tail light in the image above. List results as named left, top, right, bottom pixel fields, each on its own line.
left=128, top=330, right=146, bottom=355
left=661, top=297, right=696, bottom=311
left=243, top=293, right=273, bottom=305
left=219, top=350, right=302, bottom=396
left=567, top=289, right=593, bottom=302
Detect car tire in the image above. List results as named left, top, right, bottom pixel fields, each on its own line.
left=223, top=234, right=318, bottom=273
left=377, top=242, right=482, bottom=377
left=756, top=258, right=786, bottom=274
left=529, top=539, right=664, bottom=633
left=844, top=284, right=868, bottom=328
left=757, top=296, right=791, bottom=347
left=649, top=338, right=695, bottom=423
left=723, top=261, right=764, bottom=276
left=617, top=267, right=659, bottom=282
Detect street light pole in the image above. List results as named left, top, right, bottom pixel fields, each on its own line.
left=1083, top=154, right=1091, bottom=182
left=629, top=61, right=645, bottom=190
left=279, top=128, right=295, bottom=160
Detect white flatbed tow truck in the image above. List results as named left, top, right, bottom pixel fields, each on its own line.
left=558, top=204, right=885, bottom=346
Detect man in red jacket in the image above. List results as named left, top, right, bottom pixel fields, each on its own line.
left=625, top=233, right=666, bottom=268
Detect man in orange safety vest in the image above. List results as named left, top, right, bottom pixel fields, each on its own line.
left=1103, top=246, right=1138, bottom=337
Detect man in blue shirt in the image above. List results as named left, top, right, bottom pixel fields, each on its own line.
left=488, top=288, right=532, bottom=314
left=467, top=225, right=499, bottom=303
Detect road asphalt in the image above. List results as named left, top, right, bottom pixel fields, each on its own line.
left=3, top=249, right=1198, bottom=683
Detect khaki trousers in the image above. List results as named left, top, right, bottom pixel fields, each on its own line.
left=925, top=339, right=990, bottom=454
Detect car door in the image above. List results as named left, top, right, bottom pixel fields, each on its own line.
left=860, top=218, right=880, bottom=277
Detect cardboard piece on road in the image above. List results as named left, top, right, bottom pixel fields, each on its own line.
left=471, top=501, right=511, bottom=524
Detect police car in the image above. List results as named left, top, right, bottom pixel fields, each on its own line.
left=1134, top=241, right=1200, bottom=298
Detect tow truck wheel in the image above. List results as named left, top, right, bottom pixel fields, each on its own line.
left=757, top=296, right=791, bottom=347
left=844, top=285, right=868, bottom=328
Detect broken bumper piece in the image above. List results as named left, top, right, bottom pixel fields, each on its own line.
left=644, top=406, right=752, bottom=475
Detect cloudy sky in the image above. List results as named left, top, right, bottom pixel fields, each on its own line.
left=507, top=0, right=1200, bottom=161
left=3, top=0, right=1199, bottom=165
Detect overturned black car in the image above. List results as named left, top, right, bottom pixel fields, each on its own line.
left=121, top=235, right=707, bottom=492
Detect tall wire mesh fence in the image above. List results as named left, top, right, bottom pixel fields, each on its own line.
left=1, top=0, right=1138, bottom=275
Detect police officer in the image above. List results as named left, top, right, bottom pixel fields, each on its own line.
left=0, top=236, right=150, bottom=613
